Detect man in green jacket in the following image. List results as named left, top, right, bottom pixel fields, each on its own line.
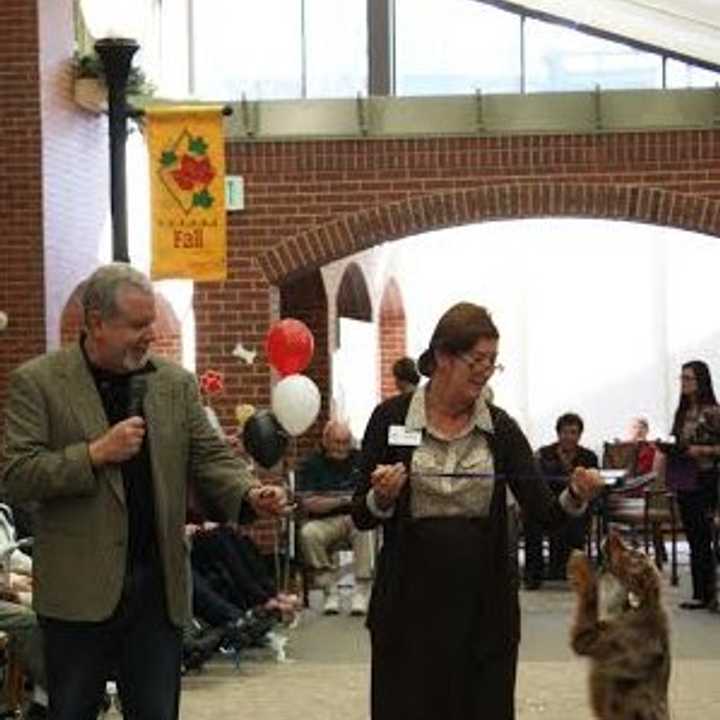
left=1, top=263, right=287, bottom=720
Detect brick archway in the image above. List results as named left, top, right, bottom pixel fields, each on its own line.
left=257, top=182, right=720, bottom=284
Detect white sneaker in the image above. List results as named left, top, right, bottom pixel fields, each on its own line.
left=350, top=591, right=368, bottom=616
left=323, top=591, right=340, bottom=615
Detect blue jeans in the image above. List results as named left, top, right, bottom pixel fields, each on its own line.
left=41, top=559, right=182, bottom=720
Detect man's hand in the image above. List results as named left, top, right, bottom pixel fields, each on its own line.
left=247, top=485, right=289, bottom=516
left=371, top=463, right=407, bottom=509
left=569, top=467, right=603, bottom=503
left=88, top=418, right=146, bottom=467
left=184, top=523, right=201, bottom=539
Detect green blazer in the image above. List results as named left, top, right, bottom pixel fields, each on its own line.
left=0, top=344, right=257, bottom=626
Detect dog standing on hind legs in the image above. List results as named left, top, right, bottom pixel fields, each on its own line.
left=567, top=532, right=671, bottom=720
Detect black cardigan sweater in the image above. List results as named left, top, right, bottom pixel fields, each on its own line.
left=351, top=392, right=575, bottom=655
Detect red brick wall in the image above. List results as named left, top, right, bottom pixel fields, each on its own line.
left=379, top=278, right=406, bottom=400
left=0, top=0, right=45, bottom=438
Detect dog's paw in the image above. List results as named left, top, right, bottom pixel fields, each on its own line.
left=567, top=550, right=594, bottom=594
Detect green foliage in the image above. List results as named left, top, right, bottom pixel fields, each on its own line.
left=73, top=51, right=155, bottom=96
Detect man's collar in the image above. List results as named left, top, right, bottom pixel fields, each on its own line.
left=405, top=384, right=494, bottom=434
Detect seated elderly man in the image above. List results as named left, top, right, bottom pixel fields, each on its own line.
left=297, top=421, right=373, bottom=615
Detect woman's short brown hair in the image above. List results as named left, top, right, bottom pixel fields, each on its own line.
left=417, top=302, right=499, bottom=377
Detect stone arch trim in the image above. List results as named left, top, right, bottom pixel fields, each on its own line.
left=256, top=182, right=720, bottom=284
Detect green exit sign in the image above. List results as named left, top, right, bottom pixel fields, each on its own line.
left=225, top=175, right=244, bottom=211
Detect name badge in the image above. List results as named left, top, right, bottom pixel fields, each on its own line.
left=388, top=425, right=421, bottom=447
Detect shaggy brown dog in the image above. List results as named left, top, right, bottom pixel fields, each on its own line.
left=567, top=532, right=670, bottom=720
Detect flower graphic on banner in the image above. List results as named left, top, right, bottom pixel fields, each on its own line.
left=158, top=131, right=217, bottom=215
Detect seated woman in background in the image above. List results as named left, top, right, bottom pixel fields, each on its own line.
left=625, top=416, right=656, bottom=475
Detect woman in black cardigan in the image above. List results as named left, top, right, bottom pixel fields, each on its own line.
left=351, top=302, right=601, bottom=720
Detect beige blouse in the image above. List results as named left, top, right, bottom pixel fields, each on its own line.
left=405, top=386, right=496, bottom=519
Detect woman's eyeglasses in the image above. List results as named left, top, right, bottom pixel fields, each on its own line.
left=456, top=353, right=505, bottom=374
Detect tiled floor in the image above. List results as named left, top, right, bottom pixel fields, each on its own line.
left=167, top=558, right=720, bottom=720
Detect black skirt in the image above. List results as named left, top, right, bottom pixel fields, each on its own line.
left=370, top=516, right=518, bottom=720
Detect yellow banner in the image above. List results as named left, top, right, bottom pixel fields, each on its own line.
left=146, top=106, right=227, bottom=281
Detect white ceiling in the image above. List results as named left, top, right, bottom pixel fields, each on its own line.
left=491, top=1, right=720, bottom=68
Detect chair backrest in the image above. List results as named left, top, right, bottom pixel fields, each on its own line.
left=646, top=472, right=675, bottom=514
left=602, top=441, right=639, bottom=473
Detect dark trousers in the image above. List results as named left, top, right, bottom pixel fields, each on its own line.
left=524, top=512, right=589, bottom=581
left=677, top=478, right=717, bottom=604
left=192, top=569, right=243, bottom=627
left=191, top=527, right=274, bottom=610
left=41, top=560, right=182, bottom=720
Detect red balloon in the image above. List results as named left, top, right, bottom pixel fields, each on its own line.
left=265, top=319, right=315, bottom=376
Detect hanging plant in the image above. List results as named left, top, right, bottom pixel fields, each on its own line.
left=73, top=51, right=155, bottom=96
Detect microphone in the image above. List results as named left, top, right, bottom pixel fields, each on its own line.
left=127, top=375, right=148, bottom=418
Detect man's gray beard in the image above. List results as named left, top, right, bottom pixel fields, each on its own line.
left=122, top=349, right=150, bottom=372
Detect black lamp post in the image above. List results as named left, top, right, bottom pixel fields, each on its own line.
left=94, top=37, right=139, bottom=263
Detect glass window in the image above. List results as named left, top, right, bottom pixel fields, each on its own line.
left=158, top=0, right=190, bottom=98
left=666, top=59, right=720, bottom=88
left=305, top=0, right=367, bottom=97
left=525, top=19, right=662, bottom=92
left=192, top=0, right=302, bottom=100
left=396, top=0, right=521, bottom=95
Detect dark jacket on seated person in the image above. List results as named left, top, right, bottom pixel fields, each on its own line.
left=296, top=449, right=360, bottom=516
left=537, top=443, right=598, bottom=493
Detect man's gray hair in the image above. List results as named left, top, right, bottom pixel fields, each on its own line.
left=81, top=263, right=154, bottom=323
left=322, top=419, right=353, bottom=445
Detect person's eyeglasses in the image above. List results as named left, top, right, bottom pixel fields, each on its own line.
left=680, top=374, right=697, bottom=382
left=456, top=353, right=505, bottom=374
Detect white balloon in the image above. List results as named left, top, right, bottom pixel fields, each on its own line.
left=272, top=374, right=321, bottom=437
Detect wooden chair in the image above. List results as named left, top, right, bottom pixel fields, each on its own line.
left=601, top=441, right=679, bottom=585
left=602, top=441, right=639, bottom=478
left=603, top=475, right=679, bottom=585
left=642, top=475, right=680, bottom=586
